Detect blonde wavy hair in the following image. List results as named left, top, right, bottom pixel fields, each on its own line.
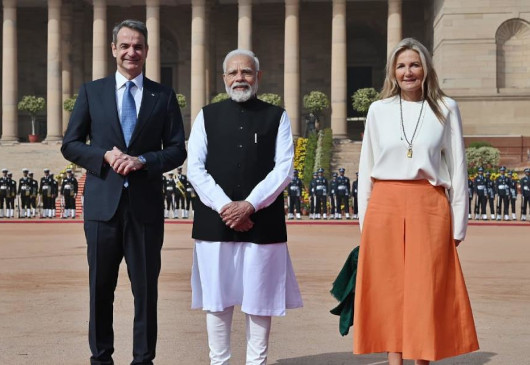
left=380, top=38, right=447, bottom=123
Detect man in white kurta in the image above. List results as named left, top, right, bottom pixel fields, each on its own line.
left=187, top=49, right=303, bottom=365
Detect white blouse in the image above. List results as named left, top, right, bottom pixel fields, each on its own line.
left=358, top=96, right=469, bottom=241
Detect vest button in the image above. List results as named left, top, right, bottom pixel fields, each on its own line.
left=238, top=144, right=243, bottom=148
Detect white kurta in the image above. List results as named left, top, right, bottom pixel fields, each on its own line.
left=187, top=106, right=303, bottom=316
left=358, top=96, right=469, bottom=240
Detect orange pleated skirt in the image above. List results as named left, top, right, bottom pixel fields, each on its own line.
left=353, top=180, right=479, bottom=361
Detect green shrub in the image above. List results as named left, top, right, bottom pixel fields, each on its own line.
left=351, top=87, right=379, bottom=116
left=258, top=93, right=282, bottom=106
left=211, top=93, right=230, bottom=103
left=176, top=93, right=187, bottom=109
left=302, top=132, right=318, bottom=186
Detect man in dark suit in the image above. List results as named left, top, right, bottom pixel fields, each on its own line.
left=61, top=19, right=186, bottom=365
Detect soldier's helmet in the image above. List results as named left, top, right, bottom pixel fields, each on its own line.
left=44, top=168, right=50, bottom=173
left=293, top=169, right=298, bottom=175
left=499, top=166, right=506, bottom=172
left=485, top=171, right=491, bottom=176
left=339, top=167, right=345, bottom=173
left=317, top=168, right=324, bottom=173
left=332, top=172, right=338, bottom=177
left=22, top=168, right=29, bottom=173
left=66, top=168, right=72, bottom=174
left=525, top=168, right=530, bottom=174
left=507, top=170, right=513, bottom=176
left=478, top=167, right=484, bottom=173
left=168, top=172, right=174, bottom=176
left=1, top=168, right=7, bottom=173
left=312, top=171, right=318, bottom=176
left=29, top=172, right=34, bottom=176
left=7, top=172, right=12, bottom=177
left=177, top=166, right=183, bottom=172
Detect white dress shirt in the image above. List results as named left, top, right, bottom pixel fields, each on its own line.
left=115, top=71, right=143, bottom=119
left=358, top=96, right=469, bottom=240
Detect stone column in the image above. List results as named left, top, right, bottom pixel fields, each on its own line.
left=238, top=0, right=252, bottom=50
left=92, top=0, right=107, bottom=80
left=46, top=0, right=63, bottom=141
left=1, top=0, right=18, bottom=142
left=146, top=0, right=160, bottom=82
left=61, top=2, right=73, bottom=135
left=191, top=0, right=206, bottom=124
left=331, top=0, right=347, bottom=139
left=387, top=0, right=402, bottom=58
left=284, top=0, right=300, bottom=136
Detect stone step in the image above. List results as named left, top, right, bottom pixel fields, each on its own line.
left=331, top=139, right=362, bottom=176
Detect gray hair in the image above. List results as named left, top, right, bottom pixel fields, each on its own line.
left=112, top=19, right=148, bottom=46
left=222, top=49, right=260, bottom=73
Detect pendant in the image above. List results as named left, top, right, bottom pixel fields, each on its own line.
left=407, top=148, right=413, bottom=158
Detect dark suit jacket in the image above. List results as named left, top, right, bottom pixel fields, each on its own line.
left=61, top=75, right=187, bottom=223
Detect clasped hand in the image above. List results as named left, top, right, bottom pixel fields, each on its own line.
left=104, top=146, right=144, bottom=176
left=220, top=201, right=255, bottom=232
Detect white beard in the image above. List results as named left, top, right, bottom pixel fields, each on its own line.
left=226, top=81, right=259, bottom=102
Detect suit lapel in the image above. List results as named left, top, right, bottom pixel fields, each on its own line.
left=129, top=78, right=159, bottom=147
left=101, top=76, right=126, bottom=148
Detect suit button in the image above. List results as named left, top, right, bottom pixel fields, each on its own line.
left=238, top=144, right=243, bottom=148
left=237, top=184, right=241, bottom=188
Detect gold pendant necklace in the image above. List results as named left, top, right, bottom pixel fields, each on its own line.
left=399, top=94, right=424, bottom=158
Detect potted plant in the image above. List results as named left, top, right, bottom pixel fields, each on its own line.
left=63, top=94, right=78, bottom=113
left=176, top=93, right=187, bottom=109
left=211, top=92, right=230, bottom=104
left=258, top=93, right=282, bottom=107
left=351, top=87, right=379, bottom=138
left=18, top=95, right=46, bottom=142
left=303, top=91, right=329, bottom=134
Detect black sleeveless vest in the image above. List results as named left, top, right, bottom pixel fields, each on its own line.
left=191, top=98, right=288, bottom=244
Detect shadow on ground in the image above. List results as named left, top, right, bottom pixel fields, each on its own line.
left=273, top=351, right=497, bottom=365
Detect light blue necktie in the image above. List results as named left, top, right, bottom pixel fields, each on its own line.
left=121, top=81, right=137, bottom=147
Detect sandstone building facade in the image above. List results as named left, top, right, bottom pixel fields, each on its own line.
left=1, top=0, right=529, bottom=164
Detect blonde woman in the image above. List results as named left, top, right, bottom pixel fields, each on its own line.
left=354, top=38, right=479, bottom=364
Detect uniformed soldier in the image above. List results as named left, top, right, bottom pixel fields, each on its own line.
left=328, top=172, right=338, bottom=219
left=309, top=171, right=318, bottom=219
left=507, top=171, right=518, bottom=221
left=335, top=167, right=351, bottom=219
left=185, top=179, right=197, bottom=219
left=175, top=167, right=189, bottom=218
left=286, top=169, right=304, bottom=220
left=495, top=166, right=510, bottom=220
left=0, top=168, right=9, bottom=218
left=468, top=175, right=474, bottom=219
left=485, top=171, right=496, bottom=220
left=39, top=168, right=55, bottom=218
left=352, top=172, right=359, bottom=219
left=29, top=172, right=39, bottom=217
left=314, top=168, right=328, bottom=219
left=520, top=168, right=530, bottom=221
left=473, top=167, right=488, bottom=220
left=163, top=172, right=176, bottom=218
left=52, top=174, right=59, bottom=218
left=5, top=172, right=17, bottom=218
left=60, top=168, right=78, bottom=218
left=18, top=168, right=32, bottom=218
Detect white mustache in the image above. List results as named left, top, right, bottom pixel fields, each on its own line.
left=231, top=82, right=250, bottom=90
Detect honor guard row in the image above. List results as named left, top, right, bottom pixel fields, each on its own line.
left=286, top=167, right=359, bottom=220
left=470, top=166, right=530, bottom=221
left=0, top=167, right=79, bottom=219
left=162, top=166, right=196, bottom=219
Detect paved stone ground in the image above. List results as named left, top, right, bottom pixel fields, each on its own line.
left=0, top=221, right=528, bottom=365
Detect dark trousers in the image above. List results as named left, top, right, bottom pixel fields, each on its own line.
left=488, top=197, right=495, bottom=215
left=84, top=191, right=163, bottom=365
left=509, top=197, right=517, bottom=214
left=497, top=195, right=509, bottom=215
left=288, top=196, right=300, bottom=214
left=336, top=194, right=349, bottom=214
left=475, top=195, right=487, bottom=215
left=329, top=195, right=336, bottom=214
left=522, top=195, right=530, bottom=215
left=164, top=195, right=173, bottom=210
left=21, top=195, right=31, bottom=209
left=316, top=195, right=327, bottom=214
left=64, top=195, right=76, bottom=209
